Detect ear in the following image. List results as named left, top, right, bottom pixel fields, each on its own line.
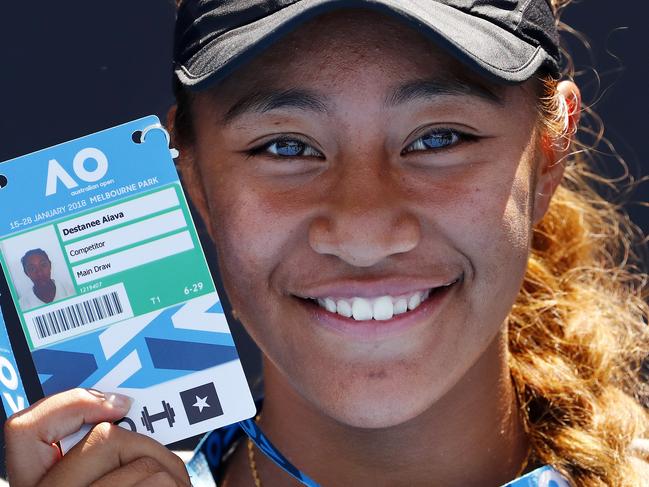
left=532, top=80, right=581, bottom=225
left=166, top=105, right=216, bottom=242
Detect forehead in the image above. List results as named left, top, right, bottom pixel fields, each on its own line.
left=25, top=254, right=48, bottom=265
left=204, top=9, right=527, bottom=105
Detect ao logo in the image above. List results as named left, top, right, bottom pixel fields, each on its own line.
left=0, top=356, right=25, bottom=414
left=45, top=147, right=109, bottom=196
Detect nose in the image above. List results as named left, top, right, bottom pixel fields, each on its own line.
left=33, top=267, right=46, bottom=281
left=308, top=165, right=421, bottom=267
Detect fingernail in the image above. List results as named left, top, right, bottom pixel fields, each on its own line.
left=86, top=388, right=105, bottom=399
left=104, top=392, right=134, bottom=410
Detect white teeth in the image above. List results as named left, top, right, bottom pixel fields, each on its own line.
left=372, top=296, right=393, bottom=321
left=352, top=298, right=373, bottom=321
left=407, top=293, right=422, bottom=310
left=324, top=298, right=337, bottom=313
left=394, top=298, right=408, bottom=315
left=314, top=288, right=442, bottom=321
left=336, top=299, right=352, bottom=317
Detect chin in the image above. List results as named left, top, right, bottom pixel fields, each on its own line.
left=295, top=351, right=468, bottom=429
left=335, top=398, right=435, bottom=429
left=322, top=377, right=450, bottom=429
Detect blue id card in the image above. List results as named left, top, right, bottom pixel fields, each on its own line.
left=0, top=116, right=256, bottom=449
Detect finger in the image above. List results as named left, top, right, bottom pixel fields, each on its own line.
left=134, top=471, right=180, bottom=487
left=42, top=422, right=190, bottom=487
left=89, top=457, right=179, bottom=487
left=6, top=388, right=132, bottom=487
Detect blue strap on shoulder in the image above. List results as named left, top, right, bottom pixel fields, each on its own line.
left=239, top=418, right=321, bottom=487
left=191, top=418, right=571, bottom=487
left=503, top=464, right=571, bottom=486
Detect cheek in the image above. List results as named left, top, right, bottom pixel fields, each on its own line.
left=462, top=160, right=534, bottom=311
left=204, top=179, right=301, bottom=330
left=208, top=186, right=274, bottom=286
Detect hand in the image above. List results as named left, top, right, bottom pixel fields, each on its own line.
left=5, top=388, right=191, bottom=487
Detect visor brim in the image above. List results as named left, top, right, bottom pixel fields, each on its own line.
left=175, top=0, right=559, bottom=89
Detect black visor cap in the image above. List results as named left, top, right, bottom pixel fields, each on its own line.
left=174, top=0, right=561, bottom=90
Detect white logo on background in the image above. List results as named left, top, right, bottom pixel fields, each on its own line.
left=192, top=395, right=210, bottom=413
left=45, top=147, right=109, bottom=196
left=0, top=356, right=25, bottom=414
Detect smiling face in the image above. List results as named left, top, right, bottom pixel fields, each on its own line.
left=179, top=9, right=561, bottom=429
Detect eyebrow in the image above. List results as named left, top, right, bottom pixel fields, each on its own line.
left=222, top=89, right=329, bottom=124
left=221, top=77, right=503, bottom=124
left=385, top=78, right=504, bottom=107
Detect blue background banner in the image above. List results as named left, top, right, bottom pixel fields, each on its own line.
left=0, top=306, right=28, bottom=418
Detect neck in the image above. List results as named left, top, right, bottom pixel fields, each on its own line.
left=33, top=279, right=55, bottom=294
left=258, top=330, right=529, bottom=486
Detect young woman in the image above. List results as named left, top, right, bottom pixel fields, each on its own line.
left=5, top=0, right=649, bottom=485
left=19, top=249, right=74, bottom=310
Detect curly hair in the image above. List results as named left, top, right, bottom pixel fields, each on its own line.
left=508, top=2, right=649, bottom=484
left=172, top=0, right=649, bottom=484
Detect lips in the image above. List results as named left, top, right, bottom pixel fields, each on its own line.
left=295, top=277, right=460, bottom=341
left=296, top=276, right=461, bottom=323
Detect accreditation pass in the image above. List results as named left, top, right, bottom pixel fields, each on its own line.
left=0, top=116, right=255, bottom=449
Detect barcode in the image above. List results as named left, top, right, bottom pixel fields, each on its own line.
left=31, top=291, right=124, bottom=339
